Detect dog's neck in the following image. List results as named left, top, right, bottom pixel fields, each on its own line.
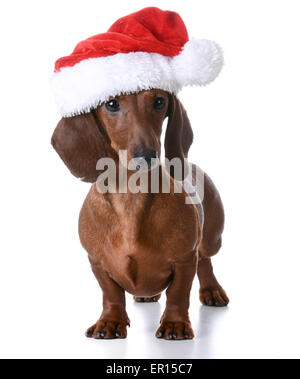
left=96, top=164, right=166, bottom=238
left=107, top=191, right=153, bottom=242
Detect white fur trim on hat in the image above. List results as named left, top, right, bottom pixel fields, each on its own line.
left=172, top=39, right=224, bottom=87
left=51, top=39, right=223, bottom=117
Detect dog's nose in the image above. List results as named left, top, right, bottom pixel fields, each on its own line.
left=134, top=149, right=158, bottom=169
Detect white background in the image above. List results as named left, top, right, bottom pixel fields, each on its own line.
left=1, top=0, right=300, bottom=359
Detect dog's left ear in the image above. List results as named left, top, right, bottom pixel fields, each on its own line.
left=165, top=95, right=193, bottom=178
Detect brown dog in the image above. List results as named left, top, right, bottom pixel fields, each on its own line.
left=51, top=89, right=229, bottom=340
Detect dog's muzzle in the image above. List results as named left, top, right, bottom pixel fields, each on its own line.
left=133, top=149, right=159, bottom=170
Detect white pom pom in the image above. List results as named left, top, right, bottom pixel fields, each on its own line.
left=172, top=38, right=224, bottom=88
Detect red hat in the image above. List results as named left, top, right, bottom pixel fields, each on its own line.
left=51, top=7, right=223, bottom=117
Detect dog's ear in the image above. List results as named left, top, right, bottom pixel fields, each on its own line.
left=51, top=110, right=116, bottom=183
left=165, top=95, right=194, bottom=179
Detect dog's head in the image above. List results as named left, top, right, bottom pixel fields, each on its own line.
left=51, top=90, right=193, bottom=182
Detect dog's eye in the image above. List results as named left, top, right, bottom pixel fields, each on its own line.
left=153, top=97, right=166, bottom=110
left=105, top=99, right=120, bottom=112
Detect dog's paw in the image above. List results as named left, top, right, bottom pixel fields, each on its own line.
left=200, top=285, right=229, bottom=307
left=155, top=320, right=194, bottom=340
left=85, top=319, right=129, bottom=339
left=134, top=294, right=161, bottom=303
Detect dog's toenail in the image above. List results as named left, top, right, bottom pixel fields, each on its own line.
left=85, top=330, right=92, bottom=337
left=173, top=333, right=177, bottom=339
left=168, top=333, right=173, bottom=339
left=157, top=331, right=162, bottom=338
left=184, top=333, right=190, bottom=339
left=99, top=331, right=106, bottom=337
left=116, top=331, right=121, bottom=337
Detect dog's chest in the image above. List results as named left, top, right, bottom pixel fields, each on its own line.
left=102, top=196, right=196, bottom=259
left=79, top=187, right=199, bottom=295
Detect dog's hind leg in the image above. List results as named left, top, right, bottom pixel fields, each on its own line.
left=133, top=294, right=161, bottom=303
left=197, top=173, right=229, bottom=306
left=197, top=255, right=229, bottom=306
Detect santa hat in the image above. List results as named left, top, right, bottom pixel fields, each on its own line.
left=51, top=7, right=223, bottom=117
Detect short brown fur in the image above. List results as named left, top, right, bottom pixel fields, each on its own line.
left=51, top=90, right=229, bottom=340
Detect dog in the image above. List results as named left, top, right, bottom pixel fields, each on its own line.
left=51, top=89, right=229, bottom=340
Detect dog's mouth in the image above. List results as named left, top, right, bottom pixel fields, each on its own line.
left=134, top=156, right=159, bottom=171
left=118, top=149, right=159, bottom=172
left=133, top=149, right=159, bottom=171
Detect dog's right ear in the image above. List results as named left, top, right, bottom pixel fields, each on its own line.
left=51, top=111, right=116, bottom=183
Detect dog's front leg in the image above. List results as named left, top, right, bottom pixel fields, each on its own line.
left=86, top=261, right=130, bottom=339
left=156, top=255, right=197, bottom=340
